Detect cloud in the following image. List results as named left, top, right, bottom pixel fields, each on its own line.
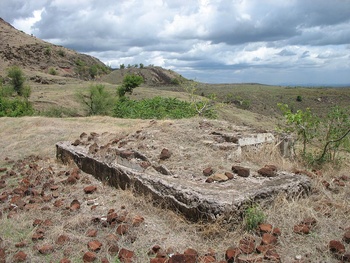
left=1, top=0, right=350, bottom=85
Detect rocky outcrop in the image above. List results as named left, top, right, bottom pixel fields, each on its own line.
left=56, top=131, right=311, bottom=222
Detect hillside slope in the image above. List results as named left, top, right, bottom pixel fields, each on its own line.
left=0, top=17, right=108, bottom=80
left=102, top=66, right=186, bottom=86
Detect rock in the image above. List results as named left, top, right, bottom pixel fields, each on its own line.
left=293, top=224, right=310, bottom=235
left=239, top=236, right=256, bottom=254
left=168, top=254, right=196, bottom=263
left=258, top=223, right=272, bottom=234
left=256, top=245, right=274, bottom=254
left=264, top=249, right=281, bottom=261
left=257, top=167, right=276, bottom=177
left=203, top=167, right=214, bottom=176
left=101, top=258, right=109, bottom=263
left=13, top=251, right=27, bottom=262
left=70, top=199, right=81, bottom=211
left=184, top=248, right=198, bottom=257
left=225, top=246, right=241, bottom=262
left=261, top=233, right=277, bottom=245
left=38, top=244, right=54, bottom=254
left=33, top=219, right=43, bottom=226
left=32, top=232, right=45, bottom=241
left=15, top=241, right=27, bottom=248
left=116, top=224, right=129, bottom=235
left=56, top=140, right=312, bottom=222
left=159, top=148, right=172, bottom=160
left=88, top=240, right=102, bottom=252
left=108, top=244, right=119, bottom=255
left=232, top=166, right=250, bottom=177
left=264, top=165, right=277, bottom=171
left=0, top=248, right=5, bottom=263
left=210, top=173, right=229, bottom=182
left=119, top=150, right=134, bottom=159
left=329, top=240, right=345, bottom=254
left=107, top=211, right=118, bottom=225
left=205, top=177, right=214, bottom=183
left=54, top=199, right=64, bottom=207
left=84, top=185, right=97, bottom=194
left=343, top=231, right=350, bottom=243
left=60, top=258, right=71, bottom=263
left=225, top=172, right=234, bottom=179
left=301, top=217, right=317, bottom=227
left=343, top=251, right=350, bottom=262
left=118, top=248, right=135, bottom=262
left=56, top=235, right=70, bottom=245
left=86, top=229, right=98, bottom=237
left=132, top=215, right=144, bottom=226
left=83, top=251, right=97, bottom=262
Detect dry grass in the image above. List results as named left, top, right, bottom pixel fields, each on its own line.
left=1, top=116, right=349, bottom=262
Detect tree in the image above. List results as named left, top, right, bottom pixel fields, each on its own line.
left=77, top=84, right=114, bottom=115
left=278, top=103, right=350, bottom=165
left=7, top=66, right=25, bottom=96
left=117, top=75, right=143, bottom=98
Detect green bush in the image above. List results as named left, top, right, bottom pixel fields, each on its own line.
left=244, top=205, right=266, bottom=231
left=278, top=103, right=350, bottom=165
left=117, top=74, right=144, bottom=97
left=114, top=96, right=216, bottom=119
left=0, top=96, right=34, bottom=117
left=7, top=66, right=26, bottom=96
left=58, top=49, right=65, bottom=57
left=44, top=46, right=51, bottom=56
left=49, top=68, right=57, bottom=75
left=77, top=84, right=114, bottom=116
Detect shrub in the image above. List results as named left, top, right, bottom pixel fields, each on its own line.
left=117, top=75, right=143, bottom=97
left=44, top=46, right=51, bottom=56
left=170, top=78, right=181, bottom=85
left=49, top=68, right=57, bottom=75
left=0, top=96, right=34, bottom=117
left=244, top=205, right=266, bottom=231
left=114, top=96, right=216, bottom=119
left=278, top=103, right=350, bottom=165
left=77, top=84, right=114, bottom=116
left=296, top=95, right=302, bottom=102
left=58, top=49, right=65, bottom=57
left=7, top=66, right=25, bottom=96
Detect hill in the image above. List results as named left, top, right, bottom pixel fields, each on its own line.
left=102, top=66, right=186, bottom=86
left=0, top=17, right=108, bottom=80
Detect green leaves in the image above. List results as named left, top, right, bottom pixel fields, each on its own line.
left=278, top=103, right=350, bottom=165
left=7, top=66, right=26, bottom=96
left=114, top=96, right=216, bottom=119
left=77, top=84, right=114, bottom=116
left=117, top=75, right=144, bottom=97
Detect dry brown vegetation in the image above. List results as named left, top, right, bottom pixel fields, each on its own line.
left=1, top=117, right=350, bottom=262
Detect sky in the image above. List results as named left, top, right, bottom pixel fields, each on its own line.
left=1, top=0, right=350, bottom=86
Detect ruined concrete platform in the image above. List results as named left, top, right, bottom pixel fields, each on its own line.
left=56, top=119, right=311, bottom=221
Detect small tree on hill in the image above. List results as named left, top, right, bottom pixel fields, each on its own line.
left=77, top=84, right=114, bottom=115
left=117, top=75, right=143, bottom=98
left=7, top=66, right=25, bottom=96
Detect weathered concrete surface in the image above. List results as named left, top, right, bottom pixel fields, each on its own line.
left=56, top=126, right=311, bottom=222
